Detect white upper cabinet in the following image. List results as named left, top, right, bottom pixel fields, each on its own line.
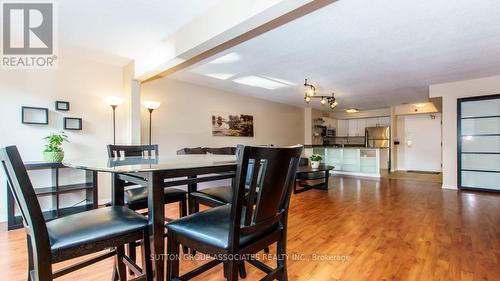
left=356, top=119, right=366, bottom=136
left=365, top=118, right=378, bottom=127
left=365, top=117, right=390, bottom=127
left=348, top=119, right=358, bottom=136
left=337, top=120, right=349, bottom=136
left=322, top=117, right=337, bottom=128
left=337, top=116, right=390, bottom=136
left=378, top=117, right=391, bottom=126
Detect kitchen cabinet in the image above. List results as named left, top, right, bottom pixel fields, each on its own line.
left=337, top=116, right=390, bottom=136
left=348, top=119, right=358, bottom=136
left=356, top=119, right=366, bottom=136
left=337, top=120, right=349, bottom=136
left=322, top=117, right=337, bottom=128
left=366, top=118, right=379, bottom=127
left=378, top=117, right=391, bottom=126
left=320, top=147, right=381, bottom=177
left=365, top=117, right=390, bottom=127
left=346, top=119, right=366, bottom=136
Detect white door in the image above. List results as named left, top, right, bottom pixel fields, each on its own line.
left=403, top=114, right=442, bottom=172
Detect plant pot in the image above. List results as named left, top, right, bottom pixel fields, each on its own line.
left=310, top=161, right=320, bottom=169
left=44, top=151, right=64, bottom=163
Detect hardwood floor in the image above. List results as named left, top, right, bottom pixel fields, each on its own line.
left=1, top=176, right=499, bottom=280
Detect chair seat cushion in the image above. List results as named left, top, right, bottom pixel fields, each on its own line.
left=165, top=205, right=278, bottom=250
left=190, top=186, right=234, bottom=205
left=47, top=206, right=148, bottom=252
left=125, top=186, right=186, bottom=204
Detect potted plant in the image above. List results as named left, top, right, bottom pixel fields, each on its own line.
left=310, top=154, right=322, bottom=169
left=43, top=132, right=69, bottom=162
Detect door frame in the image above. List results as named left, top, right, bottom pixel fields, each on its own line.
left=457, top=93, right=500, bottom=192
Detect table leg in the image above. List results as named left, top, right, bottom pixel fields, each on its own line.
left=324, top=170, right=330, bottom=189
left=111, top=173, right=124, bottom=206
left=147, top=172, right=165, bottom=281
left=187, top=175, right=199, bottom=215
left=111, top=174, right=125, bottom=281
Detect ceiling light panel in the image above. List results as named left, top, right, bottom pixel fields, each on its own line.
left=232, top=76, right=291, bottom=90
left=203, top=73, right=235, bottom=80
left=207, top=52, right=241, bottom=64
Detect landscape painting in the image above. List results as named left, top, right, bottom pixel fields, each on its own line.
left=212, top=113, right=254, bottom=137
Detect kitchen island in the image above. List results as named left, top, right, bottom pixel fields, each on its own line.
left=305, top=146, right=387, bottom=178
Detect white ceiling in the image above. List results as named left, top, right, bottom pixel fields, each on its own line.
left=170, top=0, right=500, bottom=110
left=59, top=0, right=222, bottom=65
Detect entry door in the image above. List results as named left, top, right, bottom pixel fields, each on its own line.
left=404, top=114, right=442, bottom=172
left=458, top=94, right=500, bottom=191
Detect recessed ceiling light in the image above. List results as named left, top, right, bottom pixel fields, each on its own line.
left=207, top=52, right=241, bottom=64
left=414, top=103, right=426, bottom=108
left=346, top=108, right=359, bottom=113
left=233, top=76, right=291, bottom=90
left=203, top=73, right=235, bottom=80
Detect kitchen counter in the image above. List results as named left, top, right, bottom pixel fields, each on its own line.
left=304, top=147, right=386, bottom=178
left=304, top=145, right=366, bottom=149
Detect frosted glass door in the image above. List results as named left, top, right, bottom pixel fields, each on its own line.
left=458, top=95, right=500, bottom=191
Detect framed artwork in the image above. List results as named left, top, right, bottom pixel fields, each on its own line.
left=63, top=117, right=82, bottom=130
left=55, top=101, right=70, bottom=111
left=21, top=106, right=49, bottom=125
left=212, top=113, right=254, bottom=137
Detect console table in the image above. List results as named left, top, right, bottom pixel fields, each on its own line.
left=6, top=161, right=98, bottom=230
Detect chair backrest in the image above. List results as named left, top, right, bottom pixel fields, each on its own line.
left=229, top=144, right=303, bottom=250
left=107, top=144, right=159, bottom=158
left=0, top=146, right=51, bottom=258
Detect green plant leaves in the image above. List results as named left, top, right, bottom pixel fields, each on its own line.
left=44, top=132, right=69, bottom=153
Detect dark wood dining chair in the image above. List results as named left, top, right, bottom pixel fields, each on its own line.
left=0, top=146, right=152, bottom=281
left=107, top=144, right=188, bottom=271
left=166, top=144, right=303, bottom=280
left=188, top=145, right=272, bottom=214
left=182, top=147, right=263, bottom=278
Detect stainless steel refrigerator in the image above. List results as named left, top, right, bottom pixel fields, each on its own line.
left=365, top=126, right=390, bottom=148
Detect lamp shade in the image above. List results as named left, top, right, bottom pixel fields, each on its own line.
left=143, top=100, right=161, bottom=110
left=103, top=96, right=123, bottom=106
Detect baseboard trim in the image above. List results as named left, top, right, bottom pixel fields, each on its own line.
left=442, top=184, right=458, bottom=190
left=98, top=199, right=111, bottom=206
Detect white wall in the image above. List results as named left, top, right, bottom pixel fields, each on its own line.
left=0, top=55, right=125, bottom=221
left=430, top=74, right=500, bottom=189
left=140, top=78, right=305, bottom=155
left=395, top=114, right=442, bottom=172
left=304, top=108, right=312, bottom=145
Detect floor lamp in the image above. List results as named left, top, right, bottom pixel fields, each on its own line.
left=104, top=96, right=123, bottom=145
left=143, top=101, right=161, bottom=145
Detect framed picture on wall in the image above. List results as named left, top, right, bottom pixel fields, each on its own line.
left=21, top=106, right=49, bottom=125
left=55, top=101, right=70, bottom=111
left=64, top=117, right=82, bottom=130
left=212, top=113, right=254, bottom=137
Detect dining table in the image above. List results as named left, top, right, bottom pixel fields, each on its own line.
left=64, top=154, right=237, bottom=281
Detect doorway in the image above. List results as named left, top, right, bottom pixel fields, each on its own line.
left=390, top=113, right=442, bottom=182
left=402, top=113, right=442, bottom=172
